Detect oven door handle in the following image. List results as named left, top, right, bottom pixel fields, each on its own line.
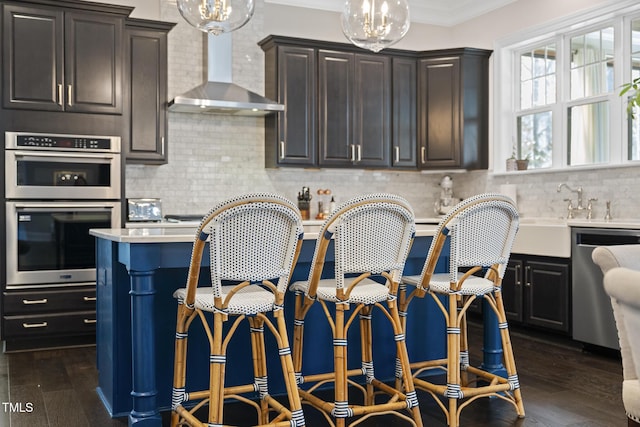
left=13, top=203, right=115, bottom=210
left=12, top=151, right=117, bottom=161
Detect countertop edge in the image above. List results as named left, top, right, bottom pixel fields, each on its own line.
left=91, top=225, right=439, bottom=244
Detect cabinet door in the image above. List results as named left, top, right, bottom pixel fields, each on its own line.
left=125, top=26, right=169, bottom=163
left=277, top=46, right=316, bottom=166
left=353, top=53, right=390, bottom=167
left=318, top=50, right=353, bottom=167
left=524, top=260, right=570, bottom=333
left=392, top=57, right=417, bottom=168
left=418, top=56, right=461, bottom=168
left=2, top=4, right=64, bottom=111
left=65, top=11, right=123, bottom=114
left=502, top=257, right=524, bottom=323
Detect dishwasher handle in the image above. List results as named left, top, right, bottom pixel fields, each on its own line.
left=575, top=233, right=640, bottom=246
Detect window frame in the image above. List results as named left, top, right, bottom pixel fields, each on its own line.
left=493, top=1, right=640, bottom=174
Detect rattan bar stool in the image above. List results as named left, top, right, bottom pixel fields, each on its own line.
left=290, top=193, right=423, bottom=427
left=398, top=193, right=524, bottom=427
left=171, top=193, right=306, bottom=427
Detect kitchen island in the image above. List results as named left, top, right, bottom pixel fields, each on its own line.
left=90, top=223, right=505, bottom=427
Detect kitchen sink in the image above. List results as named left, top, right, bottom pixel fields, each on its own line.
left=512, top=217, right=570, bottom=257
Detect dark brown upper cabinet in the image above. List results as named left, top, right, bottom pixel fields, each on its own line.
left=418, top=48, right=492, bottom=170
left=318, top=50, right=390, bottom=168
left=262, top=42, right=317, bottom=167
left=124, top=18, right=174, bottom=164
left=2, top=2, right=125, bottom=114
left=260, top=36, right=490, bottom=171
left=392, top=57, right=417, bottom=168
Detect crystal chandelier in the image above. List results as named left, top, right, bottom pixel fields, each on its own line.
left=176, top=0, right=255, bottom=35
left=341, top=0, right=410, bottom=53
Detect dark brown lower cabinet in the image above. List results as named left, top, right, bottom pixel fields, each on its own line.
left=2, top=286, right=97, bottom=350
left=502, top=255, right=571, bottom=334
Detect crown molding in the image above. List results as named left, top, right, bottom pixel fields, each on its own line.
left=264, top=0, right=517, bottom=27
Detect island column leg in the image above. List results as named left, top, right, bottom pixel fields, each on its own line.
left=128, top=269, right=162, bottom=427
left=480, top=298, right=507, bottom=377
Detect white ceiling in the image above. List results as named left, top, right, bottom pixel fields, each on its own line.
left=264, top=0, right=518, bottom=27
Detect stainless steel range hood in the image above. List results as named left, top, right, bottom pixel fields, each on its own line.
left=168, top=33, right=284, bottom=116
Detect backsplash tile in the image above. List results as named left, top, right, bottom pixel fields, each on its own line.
left=456, top=167, right=640, bottom=221
left=126, top=1, right=638, bottom=221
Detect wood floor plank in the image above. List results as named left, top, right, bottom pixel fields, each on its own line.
left=8, top=384, right=48, bottom=427
left=1, top=321, right=628, bottom=427
left=42, top=389, right=90, bottom=427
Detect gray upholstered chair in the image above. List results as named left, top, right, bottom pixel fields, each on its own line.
left=592, top=245, right=640, bottom=426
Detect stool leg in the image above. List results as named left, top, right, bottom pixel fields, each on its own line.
left=447, top=293, right=461, bottom=427
left=389, top=296, right=424, bottom=427
left=171, top=305, right=189, bottom=427
left=493, top=291, right=525, bottom=418
left=459, top=300, right=470, bottom=388
left=292, top=292, right=312, bottom=385
left=249, top=316, right=270, bottom=424
left=209, top=311, right=226, bottom=425
left=359, top=306, right=375, bottom=406
left=334, top=303, right=348, bottom=427
left=396, top=284, right=409, bottom=392
left=274, top=310, right=306, bottom=426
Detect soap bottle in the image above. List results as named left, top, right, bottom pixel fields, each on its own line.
left=330, top=196, right=336, bottom=213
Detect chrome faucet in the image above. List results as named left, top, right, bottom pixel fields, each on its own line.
left=557, top=183, right=595, bottom=218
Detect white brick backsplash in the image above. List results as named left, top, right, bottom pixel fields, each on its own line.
left=126, top=1, right=639, bottom=221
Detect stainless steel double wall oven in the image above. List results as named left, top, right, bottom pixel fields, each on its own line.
left=3, top=131, right=121, bottom=349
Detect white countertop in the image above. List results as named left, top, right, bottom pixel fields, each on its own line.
left=125, top=217, right=444, bottom=229
left=97, top=216, right=640, bottom=255
left=92, top=222, right=438, bottom=243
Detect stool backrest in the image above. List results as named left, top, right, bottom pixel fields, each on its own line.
left=183, top=193, right=304, bottom=304
left=305, top=193, right=415, bottom=295
left=418, top=193, right=519, bottom=289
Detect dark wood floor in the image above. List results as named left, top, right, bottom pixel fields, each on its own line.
left=1, top=323, right=626, bottom=426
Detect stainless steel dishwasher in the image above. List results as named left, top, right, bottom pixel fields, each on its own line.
left=572, top=227, right=640, bottom=350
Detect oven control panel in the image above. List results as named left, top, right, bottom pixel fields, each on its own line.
left=16, top=134, right=112, bottom=150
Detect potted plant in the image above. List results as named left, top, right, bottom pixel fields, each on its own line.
left=507, top=144, right=529, bottom=171
left=516, top=156, right=529, bottom=170
left=506, top=145, right=517, bottom=171
left=621, top=77, right=640, bottom=117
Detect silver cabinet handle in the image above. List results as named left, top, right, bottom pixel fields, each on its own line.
left=357, top=144, right=362, bottom=162
left=394, top=146, right=400, bottom=163
left=67, top=85, right=72, bottom=106
left=161, top=137, right=165, bottom=155
left=279, top=141, right=285, bottom=160
left=22, top=298, right=48, bottom=305
left=525, top=265, right=531, bottom=287
left=83, top=319, right=97, bottom=324
left=350, top=144, right=356, bottom=162
left=514, top=264, right=521, bottom=286
left=23, top=322, right=48, bottom=329
left=83, top=296, right=97, bottom=302
left=57, top=84, right=63, bottom=106
left=421, top=147, right=426, bottom=164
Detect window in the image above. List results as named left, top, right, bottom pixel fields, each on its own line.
left=629, top=19, right=640, bottom=160
left=568, top=28, right=614, bottom=166
left=495, top=2, right=640, bottom=172
left=517, top=44, right=555, bottom=168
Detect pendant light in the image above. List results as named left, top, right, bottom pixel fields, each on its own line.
left=176, top=0, right=255, bottom=35
left=341, top=0, right=410, bottom=53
